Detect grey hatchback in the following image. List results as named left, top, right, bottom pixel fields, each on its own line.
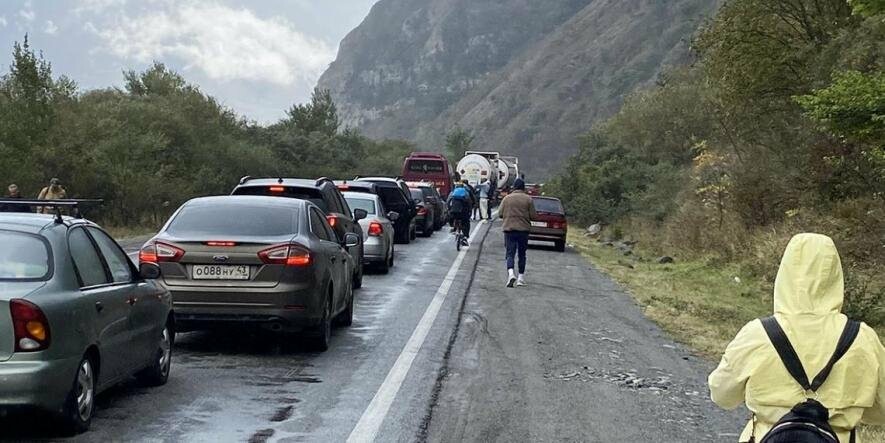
left=0, top=208, right=173, bottom=434
left=143, top=196, right=358, bottom=351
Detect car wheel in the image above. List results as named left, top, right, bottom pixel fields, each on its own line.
left=555, top=240, right=566, bottom=252
left=335, top=284, right=354, bottom=327
left=410, top=226, right=417, bottom=241
left=378, top=250, right=391, bottom=274
left=62, top=356, right=96, bottom=434
left=308, top=290, right=333, bottom=352
left=352, top=261, right=364, bottom=289
left=137, top=322, right=173, bottom=387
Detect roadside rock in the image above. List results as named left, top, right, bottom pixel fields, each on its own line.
left=617, top=260, right=634, bottom=269
left=657, top=256, right=674, bottom=264
left=586, top=223, right=602, bottom=236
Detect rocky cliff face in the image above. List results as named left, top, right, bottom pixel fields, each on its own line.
left=318, top=0, right=720, bottom=178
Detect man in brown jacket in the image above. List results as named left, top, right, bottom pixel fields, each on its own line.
left=499, top=178, right=536, bottom=287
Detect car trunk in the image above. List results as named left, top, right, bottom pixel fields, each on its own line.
left=159, top=236, right=297, bottom=288
left=0, top=282, right=47, bottom=362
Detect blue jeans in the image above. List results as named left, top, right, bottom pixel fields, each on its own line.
left=505, top=231, right=529, bottom=274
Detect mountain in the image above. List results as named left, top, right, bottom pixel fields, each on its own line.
left=317, top=0, right=721, bottom=178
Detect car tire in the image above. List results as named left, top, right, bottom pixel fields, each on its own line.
left=378, top=250, right=391, bottom=274
left=335, top=284, right=354, bottom=327
left=410, top=226, right=417, bottom=241
left=62, top=356, right=96, bottom=435
left=353, top=261, right=363, bottom=290
left=555, top=240, right=566, bottom=252
left=136, top=322, right=173, bottom=387
left=308, top=290, right=333, bottom=352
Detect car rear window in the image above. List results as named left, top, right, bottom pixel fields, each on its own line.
left=420, top=187, right=435, bottom=198
left=378, top=188, right=406, bottom=208
left=407, top=160, right=446, bottom=173
left=345, top=197, right=376, bottom=215
left=167, top=204, right=299, bottom=237
left=0, top=231, right=51, bottom=280
left=533, top=199, right=564, bottom=214
left=233, top=186, right=328, bottom=213
left=410, top=189, right=424, bottom=201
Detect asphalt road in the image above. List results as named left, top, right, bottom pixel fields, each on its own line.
left=423, top=226, right=745, bottom=442
left=1, top=222, right=491, bottom=442
left=1, top=221, right=746, bottom=442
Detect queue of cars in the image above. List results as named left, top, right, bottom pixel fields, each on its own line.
left=0, top=176, right=565, bottom=434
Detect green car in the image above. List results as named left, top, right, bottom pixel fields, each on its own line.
left=0, top=207, right=173, bottom=434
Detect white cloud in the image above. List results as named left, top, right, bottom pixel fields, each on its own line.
left=75, top=0, right=128, bottom=14
left=44, top=20, right=58, bottom=35
left=0, top=16, right=7, bottom=28
left=93, top=2, right=334, bottom=86
left=19, top=1, right=35, bottom=22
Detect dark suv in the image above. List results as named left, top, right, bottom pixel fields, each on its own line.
left=232, top=177, right=367, bottom=288
left=354, top=177, right=417, bottom=244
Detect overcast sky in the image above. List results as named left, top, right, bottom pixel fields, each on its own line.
left=0, top=0, right=377, bottom=123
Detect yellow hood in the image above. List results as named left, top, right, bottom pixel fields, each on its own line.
left=773, top=233, right=844, bottom=316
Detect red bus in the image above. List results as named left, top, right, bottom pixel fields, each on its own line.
left=402, top=152, right=454, bottom=197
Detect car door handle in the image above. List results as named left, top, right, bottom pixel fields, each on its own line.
left=329, top=256, right=337, bottom=263
left=95, top=302, right=104, bottom=313
left=127, top=297, right=137, bottom=306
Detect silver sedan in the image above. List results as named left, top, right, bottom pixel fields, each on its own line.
left=343, top=192, right=396, bottom=273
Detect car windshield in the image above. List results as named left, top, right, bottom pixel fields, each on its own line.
left=233, top=186, right=328, bottom=212
left=346, top=197, right=376, bottom=215
left=533, top=198, right=564, bottom=214
left=167, top=204, right=299, bottom=237
left=0, top=232, right=51, bottom=280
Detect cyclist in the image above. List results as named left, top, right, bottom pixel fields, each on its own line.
left=448, top=180, right=472, bottom=246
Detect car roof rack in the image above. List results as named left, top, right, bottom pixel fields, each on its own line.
left=0, top=199, right=103, bottom=224
left=315, top=177, right=334, bottom=187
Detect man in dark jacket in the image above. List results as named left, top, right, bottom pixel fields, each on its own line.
left=499, top=178, right=536, bottom=287
left=0, top=184, right=31, bottom=213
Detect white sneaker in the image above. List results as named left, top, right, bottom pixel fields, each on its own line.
left=516, top=276, right=526, bottom=287
left=506, top=269, right=516, bottom=288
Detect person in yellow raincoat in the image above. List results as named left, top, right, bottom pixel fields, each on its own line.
left=709, top=233, right=885, bottom=442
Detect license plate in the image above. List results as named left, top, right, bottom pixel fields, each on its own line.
left=192, top=265, right=250, bottom=280
left=531, top=221, right=547, bottom=227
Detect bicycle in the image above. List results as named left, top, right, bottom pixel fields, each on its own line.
left=453, top=217, right=468, bottom=251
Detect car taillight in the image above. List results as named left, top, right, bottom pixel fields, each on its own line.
left=139, top=242, right=185, bottom=263
left=206, top=241, right=237, bottom=247
left=258, top=244, right=313, bottom=267
left=368, top=222, right=383, bottom=236
left=269, top=186, right=285, bottom=193
left=10, top=299, right=51, bottom=352
left=417, top=207, right=428, bottom=216
left=550, top=220, right=568, bottom=230
left=326, top=215, right=338, bottom=228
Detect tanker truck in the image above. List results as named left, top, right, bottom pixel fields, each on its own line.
left=497, top=156, right=520, bottom=190
left=456, top=152, right=498, bottom=190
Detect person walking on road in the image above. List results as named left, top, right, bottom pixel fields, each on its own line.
left=477, top=178, right=491, bottom=220
left=499, top=178, right=535, bottom=288
left=709, top=233, right=885, bottom=443
left=37, top=177, right=66, bottom=214
left=0, top=184, right=31, bottom=213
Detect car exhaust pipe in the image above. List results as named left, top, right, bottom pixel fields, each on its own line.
left=269, top=322, right=284, bottom=332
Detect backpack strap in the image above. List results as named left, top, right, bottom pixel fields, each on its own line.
left=761, top=316, right=862, bottom=393
left=811, top=319, right=861, bottom=391
left=761, top=316, right=812, bottom=391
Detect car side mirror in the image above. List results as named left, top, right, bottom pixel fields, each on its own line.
left=139, top=263, right=162, bottom=280
left=353, top=208, right=368, bottom=221
left=344, top=232, right=360, bottom=248
left=387, top=211, right=400, bottom=221
left=413, top=198, right=422, bottom=205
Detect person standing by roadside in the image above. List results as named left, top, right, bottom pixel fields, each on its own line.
left=499, top=178, right=535, bottom=288
left=37, top=178, right=66, bottom=214
left=477, top=178, right=491, bottom=220
left=709, top=233, right=885, bottom=442
left=0, top=184, right=31, bottom=213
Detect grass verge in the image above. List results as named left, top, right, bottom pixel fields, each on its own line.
left=568, top=232, right=885, bottom=441
left=104, top=225, right=159, bottom=240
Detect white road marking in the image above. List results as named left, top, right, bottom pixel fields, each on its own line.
left=346, top=213, right=495, bottom=443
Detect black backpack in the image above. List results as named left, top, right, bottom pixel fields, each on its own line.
left=756, top=316, right=861, bottom=443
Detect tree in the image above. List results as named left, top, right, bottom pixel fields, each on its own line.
left=445, top=127, right=474, bottom=160
left=285, top=88, right=340, bottom=136
left=850, top=0, right=885, bottom=16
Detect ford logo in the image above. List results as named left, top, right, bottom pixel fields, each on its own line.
left=212, top=255, right=230, bottom=263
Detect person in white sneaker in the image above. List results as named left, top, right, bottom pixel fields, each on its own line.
left=499, top=178, right=535, bottom=288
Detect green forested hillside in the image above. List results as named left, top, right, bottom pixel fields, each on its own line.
left=0, top=38, right=413, bottom=227
left=549, top=0, right=883, bottom=323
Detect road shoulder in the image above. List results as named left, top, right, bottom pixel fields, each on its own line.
left=424, top=225, right=745, bottom=442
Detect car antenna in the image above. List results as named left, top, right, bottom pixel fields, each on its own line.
left=277, top=177, right=284, bottom=184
